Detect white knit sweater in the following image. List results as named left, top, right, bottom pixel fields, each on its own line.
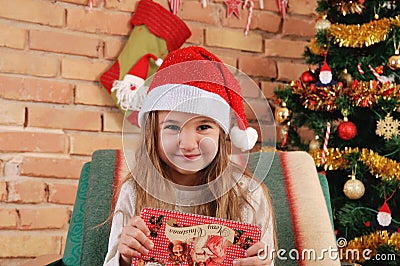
left=103, top=177, right=275, bottom=265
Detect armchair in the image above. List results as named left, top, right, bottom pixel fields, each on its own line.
left=24, top=150, right=339, bottom=266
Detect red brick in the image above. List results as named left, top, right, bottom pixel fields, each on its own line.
left=19, top=207, right=69, bottom=229
left=0, top=103, right=25, bottom=126
left=28, top=105, right=102, bottom=131
left=249, top=0, right=278, bottom=12
left=277, top=61, right=307, bottom=81
left=105, top=0, right=139, bottom=12
left=69, top=133, right=129, bottom=155
left=0, top=181, right=6, bottom=201
left=237, top=74, right=260, bottom=98
left=48, top=182, right=78, bottom=205
left=253, top=10, right=281, bottom=33
left=238, top=56, right=277, bottom=78
left=244, top=100, right=274, bottom=123
left=0, top=209, right=18, bottom=229
left=221, top=9, right=249, bottom=30
left=181, top=2, right=219, bottom=25
left=0, top=75, right=74, bottom=104
left=66, top=8, right=131, bottom=35
left=0, top=234, right=62, bottom=257
left=282, top=16, right=315, bottom=37
left=30, top=29, right=104, bottom=58
left=261, top=81, right=285, bottom=99
left=0, top=131, right=67, bottom=153
left=58, top=0, right=88, bottom=5
left=75, top=82, right=116, bottom=107
left=0, top=0, right=65, bottom=27
left=21, top=157, right=88, bottom=179
left=0, top=50, right=59, bottom=77
left=205, top=28, right=263, bottom=52
left=7, top=180, right=46, bottom=203
left=104, top=38, right=124, bottom=59
left=265, top=39, right=308, bottom=58
left=0, top=23, right=26, bottom=49
left=206, top=48, right=238, bottom=67
left=288, top=0, right=318, bottom=16
left=259, top=124, right=279, bottom=144
left=62, top=57, right=110, bottom=81
left=153, top=0, right=174, bottom=10
left=185, top=23, right=204, bottom=45
left=103, top=112, right=124, bottom=132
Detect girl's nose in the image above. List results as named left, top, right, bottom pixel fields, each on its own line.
left=178, top=128, right=198, bottom=151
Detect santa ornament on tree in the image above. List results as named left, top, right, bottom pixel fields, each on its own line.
left=377, top=201, right=392, bottom=227
left=314, top=53, right=338, bottom=87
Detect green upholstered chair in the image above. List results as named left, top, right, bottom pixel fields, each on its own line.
left=25, top=150, right=339, bottom=266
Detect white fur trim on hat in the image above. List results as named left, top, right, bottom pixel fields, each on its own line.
left=138, top=84, right=231, bottom=132
left=230, top=126, right=258, bottom=151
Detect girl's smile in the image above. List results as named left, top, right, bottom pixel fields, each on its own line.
left=157, top=111, right=221, bottom=186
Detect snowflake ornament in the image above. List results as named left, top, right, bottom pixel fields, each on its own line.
left=376, top=115, right=400, bottom=140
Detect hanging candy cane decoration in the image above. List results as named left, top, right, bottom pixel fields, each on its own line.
left=357, top=63, right=365, bottom=75
left=89, top=0, right=94, bottom=12
left=243, top=0, right=254, bottom=36
left=202, top=0, right=207, bottom=8
left=259, top=0, right=264, bottom=9
left=169, top=0, right=180, bottom=15
left=320, top=122, right=331, bottom=165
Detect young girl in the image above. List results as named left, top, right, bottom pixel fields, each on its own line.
left=103, top=46, right=276, bottom=266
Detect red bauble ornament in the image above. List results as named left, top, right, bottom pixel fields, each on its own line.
left=337, top=120, right=357, bottom=140
left=301, top=70, right=317, bottom=83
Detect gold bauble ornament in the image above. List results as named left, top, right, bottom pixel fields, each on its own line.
left=314, top=16, right=331, bottom=32
left=388, top=50, right=400, bottom=70
left=309, top=136, right=321, bottom=151
left=338, top=69, right=353, bottom=87
left=343, top=175, right=365, bottom=200
left=274, top=102, right=292, bottom=124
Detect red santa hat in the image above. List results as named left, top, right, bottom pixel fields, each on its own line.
left=320, top=60, right=331, bottom=73
left=111, top=54, right=163, bottom=111
left=378, top=201, right=391, bottom=215
left=137, top=46, right=258, bottom=151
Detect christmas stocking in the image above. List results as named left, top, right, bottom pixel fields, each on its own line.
left=100, top=0, right=191, bottom=124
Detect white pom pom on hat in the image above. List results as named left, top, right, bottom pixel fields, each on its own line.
left=137, top=46, right=258, bottom=151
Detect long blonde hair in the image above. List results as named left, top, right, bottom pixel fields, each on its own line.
left=120, top=111, right=275, bottom=231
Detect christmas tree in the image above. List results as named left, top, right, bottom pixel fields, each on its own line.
left=273, top=0, right=400, bottom=265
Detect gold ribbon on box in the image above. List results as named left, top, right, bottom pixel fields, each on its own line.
left=165, top=219, right=235, bottom=243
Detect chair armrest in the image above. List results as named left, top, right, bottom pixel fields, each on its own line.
left=20, top=254, right=62, bottom=266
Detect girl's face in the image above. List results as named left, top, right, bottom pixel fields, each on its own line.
left=157, top=111, right=221, bottom=185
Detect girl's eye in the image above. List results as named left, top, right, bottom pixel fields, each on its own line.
left=165, top=125, right=180, bottom=131
left=198, top=125, right=212, bottom=131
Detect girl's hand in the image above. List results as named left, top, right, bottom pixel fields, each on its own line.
left=117, top=216, right=155, bottom=266
left=233, top=242, right=272, bottom=266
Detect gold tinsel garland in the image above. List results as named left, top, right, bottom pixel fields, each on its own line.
left=331, top=0, right=365, bottom=16
left=329, top=16, right=400, bottom=48
left=309, top=147, right=400, bottom=181
left=340, top=231, right=400, bottom=263
left=290, top=80, right=400, bottom=111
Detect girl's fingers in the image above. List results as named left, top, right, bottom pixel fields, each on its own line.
left=245, top=241, right=267, bottom=257
left=120, top=230, right=151, bottom=255
left=129, top=216, right=151, bottom=236
left=118, top=242, right=142, bottom=259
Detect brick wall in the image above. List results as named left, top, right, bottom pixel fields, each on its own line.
left=0, top=0, right=316, bottom=264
